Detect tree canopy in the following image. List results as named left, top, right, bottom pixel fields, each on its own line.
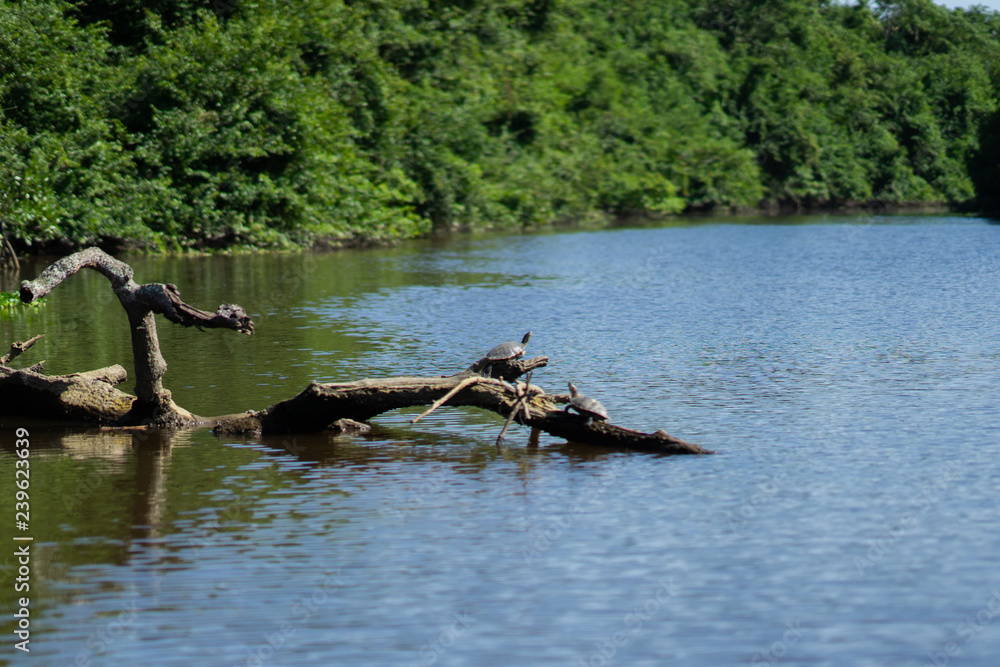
left=1, top=0, right=998, bottom=252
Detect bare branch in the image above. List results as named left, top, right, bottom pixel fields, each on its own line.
left=17, top=248, right=254, bottom=426
left=137, top=284, right=254, bottom=335
left=1, top=334, right=44, bottom=366
left=20, top=247, right=133, bottom=302
left=411, top=376, right=487, bottom=423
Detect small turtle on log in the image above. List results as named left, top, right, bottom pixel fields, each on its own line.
left=566, top=381, right=609, bottom=426
left=482, top=331, right=531, bottom=378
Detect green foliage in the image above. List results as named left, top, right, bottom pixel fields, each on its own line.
left=1, top=0, right=999, bottom=253
left=0, top=291, right=45, bottom=314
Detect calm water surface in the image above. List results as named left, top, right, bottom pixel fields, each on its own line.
left=2, top=214, right=1000, bottom=666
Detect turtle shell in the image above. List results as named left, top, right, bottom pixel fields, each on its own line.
left=567, top=381, right=609, bottom=421
left=485, top=331, right=531, bottom=361
left=571, top=394, right=609, bottom=421
left=485, top=341, right=523, bottom=361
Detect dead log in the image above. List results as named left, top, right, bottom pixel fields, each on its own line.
left=466, top=355, right=548, bottom=383
left=17, top=248, right=253, bottom=426
left=67, top=365, right=129, bottom=387
left=213, top=371, right=711, bottom=455
left=5, top=250, right=710, bottom=455
left=0, top=364, right=135, bottom=423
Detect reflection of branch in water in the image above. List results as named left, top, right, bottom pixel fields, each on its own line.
left=130, top=431, right=186, bottom=545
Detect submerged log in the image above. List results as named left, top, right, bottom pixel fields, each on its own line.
left=4, top=249, right=711, bottom=455
left=213, top=371, right=711, bottom=455
left=0, top=363, right=135, bottom=423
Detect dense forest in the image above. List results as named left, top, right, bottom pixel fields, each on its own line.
left=1, top=0, right=999, bottom=252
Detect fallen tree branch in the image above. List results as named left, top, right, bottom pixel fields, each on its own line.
left=18, top=248, right=253, bottom=426
left=497, top=372, right=537, bottom=447
left=4, top=250, right=710, bottom=455
left=66, top=365, right=129, bottom=387
left=0, top=364, right=135, bottom=423
left=213, top=371, right=711, bottom=455
left=1, top=334, right=44, bottom=365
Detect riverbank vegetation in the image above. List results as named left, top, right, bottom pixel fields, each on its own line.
left=1, top=0, right=998, bottom=252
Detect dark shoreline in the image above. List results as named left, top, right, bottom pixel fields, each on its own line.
left=3, top=201, right=994, bottom=262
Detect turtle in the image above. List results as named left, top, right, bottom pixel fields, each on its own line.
left=482, top=331, right=532, bottom=377
left=565, top=382, right=609, bottom=425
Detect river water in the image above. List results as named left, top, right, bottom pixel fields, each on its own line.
left=2, top=214, right=999, bottom=666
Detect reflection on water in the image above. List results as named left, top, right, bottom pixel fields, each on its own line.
left=3, top=215, right=1000, bottom=665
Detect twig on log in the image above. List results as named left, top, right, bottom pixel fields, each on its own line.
left=497, top=371, right=535, bottom=448
left=1, top=334, right=44, bottom=366
left=520, top=381, right=535, bottom=423
left=411, top=376, right=484, bottom=424
left=496, top=385, right=523, bottom=448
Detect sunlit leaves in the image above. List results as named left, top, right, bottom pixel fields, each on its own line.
left=1, top=0, right=999, bottom=251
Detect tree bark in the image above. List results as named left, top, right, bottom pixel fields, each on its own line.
left=0, top=364, right=135, bottom=423
left=213, top=371, right=711, bottom=455
left=17, top=248, right=253, bottom=426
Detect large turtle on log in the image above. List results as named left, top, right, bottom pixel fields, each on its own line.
left=566, top=382, right=609, bottom=426
left=481, top=331, right=531, bottom=378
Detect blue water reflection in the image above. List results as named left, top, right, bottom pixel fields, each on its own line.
left=4, top=215, right=1000, bottom=666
